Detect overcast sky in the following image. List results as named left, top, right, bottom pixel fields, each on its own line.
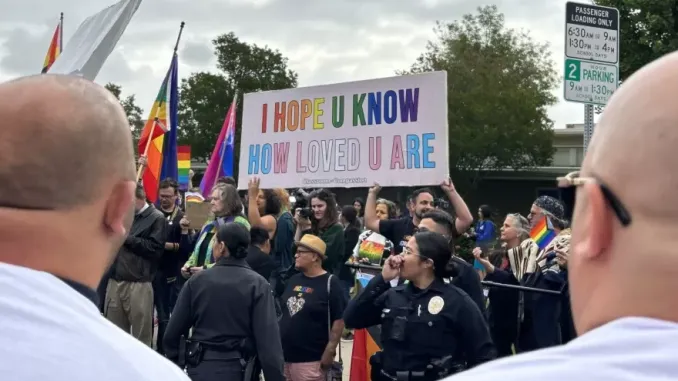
left=0, top=0, right=586, bottom=129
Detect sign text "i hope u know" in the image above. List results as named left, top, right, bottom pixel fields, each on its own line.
left=237, top=71, right=449, bottom=189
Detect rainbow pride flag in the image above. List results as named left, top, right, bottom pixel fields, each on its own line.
left=178, top=145, right=191, bottom=191
left=138, top=53, right=178, bottom=203
left=530, top=216, right=556, bottom=250
left=185, top=191, right=205, bottom=203
left=41, top=15, right=63, bottom=73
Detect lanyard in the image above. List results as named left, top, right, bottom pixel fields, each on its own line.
left=165, top=206, right=179, bottom=225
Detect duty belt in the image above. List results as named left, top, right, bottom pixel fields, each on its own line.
left=381, top=370, right=427, bottom=381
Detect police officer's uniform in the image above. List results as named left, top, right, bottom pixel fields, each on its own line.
left=164, top=256, right=285, bottom=381
left=344, top=274, right=496, bottom=381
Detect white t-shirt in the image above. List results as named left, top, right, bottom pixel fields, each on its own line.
left=445, top=317, right=678, bottom=380
left=0, top=262, right=190, bottom=381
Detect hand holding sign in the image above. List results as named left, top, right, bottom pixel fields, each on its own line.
left=369, top=182, right=382, bottom=195
left=441, top=176, right=456, bottom=193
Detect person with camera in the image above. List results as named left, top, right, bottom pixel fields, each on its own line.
left=164, top=222, right=284, bottom=381
left=294, top=189, right=345, bottom=276
left=343, top=231, right=496, bottom=381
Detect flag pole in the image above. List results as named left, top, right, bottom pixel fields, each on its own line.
left=135, top=21, right=185, bottom=183
left=59, top=12, right=64, bottom=49
left=215, top=90, right=239, bottom=179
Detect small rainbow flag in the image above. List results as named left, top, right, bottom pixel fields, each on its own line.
left=41, top=15, right=63, bottom=74
left=530, top=216, right=556, bottom=250
left=185, top=191, right=205, bottom=203
left=178, top=145, right=191, bottom=191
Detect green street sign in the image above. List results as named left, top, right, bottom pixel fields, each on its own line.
left=563, top=58, right=618, bottom=105
left=565, top=59, right=581, bottom=81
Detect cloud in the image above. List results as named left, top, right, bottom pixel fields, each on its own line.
left=180, top=40, right=214, bottom=67
left=0, top=24, right=54, bottom=75
left=0, top=0, right=583, bottom=126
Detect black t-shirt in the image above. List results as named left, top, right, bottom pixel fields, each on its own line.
left=378, top=217, right=417, bottom=255
left=246, top=245, right=276, bottom=281
left=279, top=272, right=346, bottom=362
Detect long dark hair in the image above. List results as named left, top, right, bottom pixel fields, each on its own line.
left=479, top=204, right=492, bottom=219
left=488, top=248, right=507, bottom=269
left=309, top=188, right=339, bottom=230
left=341, top=205, right=360, bottom=229
left=261, top=189, right=282, bottom=216
left=413, top=231, right=456, bottom=279
left=353, top=197, right=365, bottom=218
left=216, top=222, right=250, bottom=259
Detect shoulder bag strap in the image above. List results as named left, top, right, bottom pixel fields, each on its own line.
left=327, top=274, right=342, bottom=363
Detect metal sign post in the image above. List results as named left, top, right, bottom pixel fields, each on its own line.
left=564, top=2, right=620, bottom=151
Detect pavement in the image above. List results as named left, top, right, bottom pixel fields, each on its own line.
left=338, top=338, right=354, bottom=381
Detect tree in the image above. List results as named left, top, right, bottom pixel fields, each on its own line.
left=104, top=82, right=145, bottom=146
left=593, top=1, right=676, bottom=114
left=401, top=5, right=557, bottom=185
left=594, top=0, right=676, bottom=82
left=178, top=32, right=299, bottom=174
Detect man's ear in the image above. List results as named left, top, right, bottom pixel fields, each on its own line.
left=104, top=180, right=135, bottom=237
left=575, top=183, right=614, bottom=261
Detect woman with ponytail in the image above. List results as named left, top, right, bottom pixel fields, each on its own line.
left=164, top=223, right=285, bottom=381
left=344, top=231, right=496, bottom=379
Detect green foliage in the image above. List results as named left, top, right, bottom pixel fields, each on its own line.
left=455, top=234, right=476, bottom=264
left=104, top=82, right=144, bottom=147
left=178, top=32, right=298, bottom=177
left=593, top=0, right=677, bottom=82
left=401, top=5, right=557, bottom=183
left=593, top=1, right=677, bottom=114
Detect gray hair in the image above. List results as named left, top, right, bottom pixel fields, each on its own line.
left=211, top=183, right=243, bottom=216
left=376, top=198, right=397, bottom=219
left=507, top=213, right=530, bottom=241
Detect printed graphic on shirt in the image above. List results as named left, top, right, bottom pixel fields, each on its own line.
left=400, top=234, right=413, bottom=249
left=287, top=295, right=306, bottom=316
left=293, top=286, right=314, bottom=294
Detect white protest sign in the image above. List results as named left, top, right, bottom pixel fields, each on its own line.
left=237, top=71, right=449, bottom=189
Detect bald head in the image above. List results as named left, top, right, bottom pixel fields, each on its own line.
left=569, top=52, right=678, bottom=336
left=0, top=74, right=135, bottom=210
left=584, top=53, right=678, bottom=220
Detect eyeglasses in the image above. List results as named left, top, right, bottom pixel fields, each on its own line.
left=402, top=246, right=430, bottom=260
left=556, top=171, right=631, bottom=227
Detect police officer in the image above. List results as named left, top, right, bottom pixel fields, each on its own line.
left=164, top=222, right=285, bottom=381
left=419, top=209, right=486, bottom=314
left=344, top=231, right=496, bottom=381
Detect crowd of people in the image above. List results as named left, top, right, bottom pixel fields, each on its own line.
left=91, top=149, right=580, bottom=381
left=5, top=50, right=678, bottom=381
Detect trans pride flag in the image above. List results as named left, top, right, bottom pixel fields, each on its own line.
left=200, top=94, right=237, bottom=196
